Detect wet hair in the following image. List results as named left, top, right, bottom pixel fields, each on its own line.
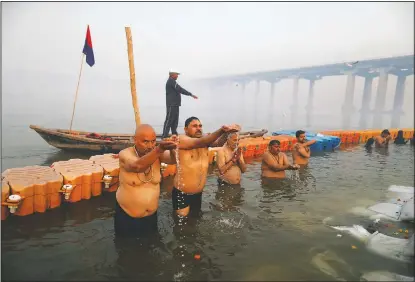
left=296, top=130, right=305, bottom=138
left=365, top=137, right=375, bottom=148
left=269, top=140, right=280, bottom=147
left=185, top=116, right=199, bottom=127
left=381, top=129, right=390, bottom=136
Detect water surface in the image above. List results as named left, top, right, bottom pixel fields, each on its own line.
left=2, top=144, right=414, bottom=281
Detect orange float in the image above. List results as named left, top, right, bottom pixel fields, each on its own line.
left=1, top=179, right=10, bottom=220
left=89, top=154, right=120, bottom=192
left=2, top=166, right=63, bottom=216
left=51, top=159, right=104, bottom=203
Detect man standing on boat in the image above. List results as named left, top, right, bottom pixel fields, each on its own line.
left=162, top=70, right=198, bottom=139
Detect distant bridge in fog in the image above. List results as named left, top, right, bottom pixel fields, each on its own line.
left=198, top=54, right=414, bottom=129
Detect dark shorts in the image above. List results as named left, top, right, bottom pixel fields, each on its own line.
left=114, top=200, right=158, bottom=237
left=172, top=187, right=202, bottom=212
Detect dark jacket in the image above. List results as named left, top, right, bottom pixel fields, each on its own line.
left=165, top=77, right=192, bottom=107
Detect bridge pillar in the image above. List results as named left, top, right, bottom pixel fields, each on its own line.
left=305, top=79, right=315, bottom=128
left=373, top=68, right=389, bottom=128
left=269, top=82, right=275, bottom=125
left=254, top=80, right=260, bottom=127
left=240, top=82, right=246, bottom=95
left=342, top=71, right=357, bottom=128
left=238, top=82, right=246, bottom=123
left=290, top=77, right=299, bottom=127
left=342, top=72, right=356, bottom=113
left=358, top=76, right=374, bottom=129
left=391, top=74, right=407, bottom=128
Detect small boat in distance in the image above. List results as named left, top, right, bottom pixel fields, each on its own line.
left=30, top=125, right=268, bottom=153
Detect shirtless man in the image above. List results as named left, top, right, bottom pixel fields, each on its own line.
left=216, top=133, right=247, bottom=185
left=262, top=140, right=299, bottom=178
left=375, top=129, right=392, bottom=148
left=170, top=116, right=240, bottom=217
left=115, top=124, right=177, bottom=237
left=292, top=130, right=316, bottom=166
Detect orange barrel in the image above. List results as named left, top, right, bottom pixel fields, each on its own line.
left=389, top=129, right=399, bottom=139
left=52, top=159, right=104, bottom=202
left=162, top=164, right=177, bottom=178
left=360, top=129, right=382, bottom=143
left=268, top=135, right=295, bottom=152
left=90, top=154, right=120, bottom=193
left=1, top=179, right=10, bottom=220
left=255, top=142, right=268, bottom=156
left=239, top=138, right=256, bottom=158
left=401, top=128, right=414, bottom=139
left=239, top=143, right=250, bottom=158
left=351, top=131, right=361, bottom=144
left=2, top=166, right=63, bottom=216
left=337, top=131, right=349, bottom=144
left=320, top=130, right=341, bottom=138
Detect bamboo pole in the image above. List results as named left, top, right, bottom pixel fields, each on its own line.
left=69, top=53, right=85, bottom=133
left=125, top=26, right=141, bottom=126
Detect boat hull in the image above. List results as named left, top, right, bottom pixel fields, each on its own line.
left=31, top=125, right=132, bottom=153
left=30, top=125, right=268, bottom=153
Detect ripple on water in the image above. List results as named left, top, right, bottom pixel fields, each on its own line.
left=1, top=145, right=414, bottom=280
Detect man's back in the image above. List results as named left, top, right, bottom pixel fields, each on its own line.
left=165, top=77, right=181, bottom=106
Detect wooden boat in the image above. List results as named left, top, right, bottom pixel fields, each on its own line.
left=30, top=125, right=268, bottom=153
left=30, top=28, right=268, bottom=153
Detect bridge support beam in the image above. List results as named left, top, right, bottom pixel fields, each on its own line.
left=391, top=75, right=407, bottom=128
left=305, top=79, right=315, bottom=128
left=254, top=80, right=260, bottom=127
left=358, top=76, right=374, bottom=129
left=269, top=82, right=275, bottom=125
left=342, top=72, right=356, bottom=128
left=373, top=68, right=389, bottom=128
left=290, top=77, right=299, bottom=127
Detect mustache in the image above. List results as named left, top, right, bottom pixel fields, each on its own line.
left=196, top=130, right=202, bottom=134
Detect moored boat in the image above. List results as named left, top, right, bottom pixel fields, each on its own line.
left=30, top=124, right=268, bottom=153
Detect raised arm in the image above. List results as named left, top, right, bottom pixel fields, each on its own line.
left=178, top=125, right=240, bottom=150
left=119, top=147, right=163, bottom=173
left=120, top=141, right=177, bottom=173
left=303, top=139, right=316, bottom=146
left=263, top=152, right=290, bottom=172
left=210, top=132, right=230, bottom=148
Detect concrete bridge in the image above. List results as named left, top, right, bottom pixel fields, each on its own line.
left=198, top=54, right=414, bottom=129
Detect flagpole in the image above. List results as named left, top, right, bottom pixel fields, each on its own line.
left=125, top=26, right=141, bottom=127
left=69, top=53, right=85, bottom=133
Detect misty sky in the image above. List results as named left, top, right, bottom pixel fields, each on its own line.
left=2, top=2, right=414, bottom=81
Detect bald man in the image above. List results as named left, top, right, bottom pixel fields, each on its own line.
left=115, top=124, right=177, bottom=237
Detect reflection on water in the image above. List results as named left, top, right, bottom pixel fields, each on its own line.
left=2, top=145, right=414, bottom=280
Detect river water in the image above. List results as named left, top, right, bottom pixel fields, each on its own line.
left=2, top=140, right=414, bottom=280
left=1, top=78, right=415, bottom=280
